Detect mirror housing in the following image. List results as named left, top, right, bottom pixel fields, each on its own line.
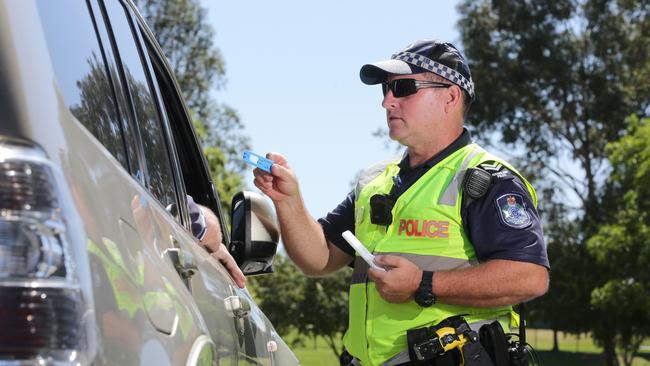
left=229, top=191, right=279, bottom=275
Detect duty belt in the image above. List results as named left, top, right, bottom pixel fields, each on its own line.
left=380, top=318, right=503, bottom=366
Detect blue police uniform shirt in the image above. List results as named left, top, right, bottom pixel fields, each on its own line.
left=318, top=129, right=550, bottom=269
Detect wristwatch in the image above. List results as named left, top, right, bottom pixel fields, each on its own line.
left=414, top=271, right=436, bottom=307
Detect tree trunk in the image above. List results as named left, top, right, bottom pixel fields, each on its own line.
left=603, top=337, right=620, bottom=366
left=552, top=329, right=559, bottom=352
left=622, top=338, right=642, bottom=366
left=325, top=335, right=340, bottom=360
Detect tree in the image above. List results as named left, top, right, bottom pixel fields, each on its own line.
left=297, top=273, right=350, bottom=356
left=247, top=255, right=306, bottom=337
left=457, top=1, right=649, bottom=364
left=587, top=115, right=650, bottom=366
left=134, top=0, right=250, bottom=210
left=193, top=117, right=243, bottom=213
left=458, top=0, right=649, bottom=226
left=526, top=210, right=592, bottom=351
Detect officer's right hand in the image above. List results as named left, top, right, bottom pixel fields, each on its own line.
left=253, top=152, right=299, bottom=203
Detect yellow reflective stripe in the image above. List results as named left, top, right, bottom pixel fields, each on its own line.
left=354, top=157, right=401, bottom=199
left=510, top=309, right=520, bottom=328
left=438, top=146, right=485, bottom=206
left=350, top=254, right=475, bottom=285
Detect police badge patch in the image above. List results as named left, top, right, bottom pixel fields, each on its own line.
left=496, top=193, right=531, bottom=228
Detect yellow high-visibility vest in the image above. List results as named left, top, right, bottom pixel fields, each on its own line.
left=343, top=143, right=537, bottom=366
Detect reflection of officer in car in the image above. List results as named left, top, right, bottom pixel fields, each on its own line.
left=253, top=40, right=549, bottom=365
left=187, top=196, right=245, bottom=288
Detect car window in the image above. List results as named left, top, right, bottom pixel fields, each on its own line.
left=87, top=0, right=142, bottom=179
left=103, top=0, right=179, bottom=216
left=36, top=0, right=128, bottom=169
left=137, top=23, right=229, bottom=241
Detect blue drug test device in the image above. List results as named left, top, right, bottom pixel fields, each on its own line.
left=243, top=151, right=273, bottom=173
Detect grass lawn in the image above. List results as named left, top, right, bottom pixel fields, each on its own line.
left=286, top=329, right=650, bottom=366
left=528, top=329, right=650, bottom=366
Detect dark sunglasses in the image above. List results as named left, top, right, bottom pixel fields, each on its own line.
left=382, top=79, right=453, bottom=98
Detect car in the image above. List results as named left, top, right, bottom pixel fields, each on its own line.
left=0, top=0, right=300, bottom=365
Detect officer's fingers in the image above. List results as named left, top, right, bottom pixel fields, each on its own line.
left=368, top=267, right=390, bottom=284
left=367, top=268, right=380, bottom=283
left=266, top=152, right=288, bottom=167
left=253, top=168, right=273, bottom=182
left=270, top=162, right=294, bottom=181
left=252, top=170, right=269, bottom=183
left=253, top=175, right=272, bottom=192
left=374, top=283, right=390, bottom=299
left=374, top=255, right=406, bottom=268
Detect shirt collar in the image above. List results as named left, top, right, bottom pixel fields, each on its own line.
left=400, top=128, right=472, bottom=170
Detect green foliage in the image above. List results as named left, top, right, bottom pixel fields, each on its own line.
left=248, top=255, right=351, bottom=358
left=586, top=116, right=650, bottom=366
left=135, top=0, right=250, bottom=209
left=590, top=280, right=650, bottom=366
left=298, top=272, right=350, bottom=356
left=530, top=229, right=594, bottom=335
left=246, top=255, right=305, bottom=337
left=192, top=116, right=241, bottom=212
left=458, top=2, right=650, bottom=364
left=605, top=115, right=650, bottom=225
left=457, top=0, right=649, bottom=222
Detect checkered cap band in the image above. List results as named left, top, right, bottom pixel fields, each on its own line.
left=391, top=51, right=475, bottom=98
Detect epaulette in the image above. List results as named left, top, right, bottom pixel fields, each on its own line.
left=462, top=162, right=519, bottom=213
left=479, top=161, right=515, bottom=181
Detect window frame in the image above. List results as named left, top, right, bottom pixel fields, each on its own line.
left=89, top=0, right=149, bottom=185
left=126, top=0, right=230, bottom=245
left=86, top=0, right=142, bottom=178
left=97, top=0, right=186, bottom=225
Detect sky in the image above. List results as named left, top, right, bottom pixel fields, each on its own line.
left=204, top=1, right=460, bottom=219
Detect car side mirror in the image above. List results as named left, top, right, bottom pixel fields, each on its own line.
left=229, top=191, right=279, bottom=276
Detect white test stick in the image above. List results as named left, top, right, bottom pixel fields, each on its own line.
left=342, top=230, right=386, bottom=271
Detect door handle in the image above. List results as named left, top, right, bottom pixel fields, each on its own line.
left=164, top=246, right=197, bottom=280
left=224, top=295, right=250, bottom=319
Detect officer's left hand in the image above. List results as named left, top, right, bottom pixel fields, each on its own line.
left=368, top=255, right=421, bottom=303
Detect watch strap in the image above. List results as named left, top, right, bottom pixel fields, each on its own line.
left=415, top=271, right=436, bottom=307
left=420, top=270, right=433, bottom=289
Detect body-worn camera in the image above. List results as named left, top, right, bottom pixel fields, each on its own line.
left=370, top=194, right=396, bottom=225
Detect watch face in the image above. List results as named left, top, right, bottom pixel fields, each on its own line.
left=415, top=290, right=435, bottom=307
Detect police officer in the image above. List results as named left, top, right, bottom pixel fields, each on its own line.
left=253, top=40, right=549, bottom=366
